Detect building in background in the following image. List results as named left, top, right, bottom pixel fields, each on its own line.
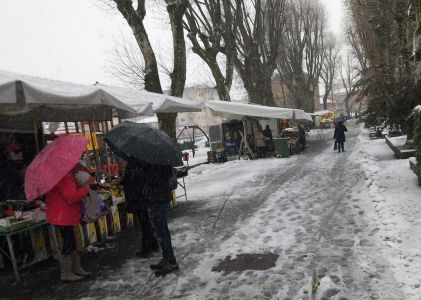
left=176, top=85, right=221, bottom=135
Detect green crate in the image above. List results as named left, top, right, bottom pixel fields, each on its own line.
left=0, top=220, right=36, bottom=233
left=273, top=138, right=290, bottom=158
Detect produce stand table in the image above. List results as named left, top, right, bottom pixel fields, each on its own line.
left=0, top=221, right=57, bottom=282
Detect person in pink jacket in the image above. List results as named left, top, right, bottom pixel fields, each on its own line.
left=46, top=165, right=93, bottom=282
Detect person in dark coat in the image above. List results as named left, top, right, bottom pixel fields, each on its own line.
left=145, top=163, right=178, bottom=276
left=263, top=125, right=273, bottom=140
left=334, top=121, right=348, bottom=153
left=298, top=124, right=306, bottom=149
left=123, top=159, right=159, bottom=258
left=123, top=159, right=178, bottom=276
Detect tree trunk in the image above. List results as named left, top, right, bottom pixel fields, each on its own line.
left=208, top=59, right=231, bottom=101
left=165, top=0, right=188, bottom=139
left=114, top=1, right=163, bottom=94
left=343, top=95, right=351, bottom=116
left=322, top=91, right=329, bottom=110
left=415, top=0, right=421, bottom=99
left=304, top=90, right=315, bottom=113
left=245, top=78, right=277, bottom=107
left=167, top=0, right=187, bottom=98
left=157, top=112, right=178, bottom=139
left=114, top=0, right=187, bottom=139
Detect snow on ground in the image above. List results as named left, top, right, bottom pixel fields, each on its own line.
left=178, top=156, right=297, bottom=205
left=352, top=128, right=421, bottom=299
left=180, top=136, right=209, bottom=168
left=387, top=135, right=408, bottom=147
left=80, top=123, right=421, bottom=299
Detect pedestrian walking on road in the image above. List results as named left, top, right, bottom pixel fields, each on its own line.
left=334, top=121, right=348, bottom=153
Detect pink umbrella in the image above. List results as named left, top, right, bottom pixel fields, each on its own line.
left=25, top=135, right=89, bottom=201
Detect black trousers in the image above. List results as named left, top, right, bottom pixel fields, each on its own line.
left=56, top=225, right=76, bottom=255
left=136, top=204, right=159, bottom=252
left=145, top=202, right=176, bottom=265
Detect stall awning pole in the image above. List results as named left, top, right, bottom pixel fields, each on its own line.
left=33, top=121, right=40, bottom=153
left=89, top=122, right=101, bottom=179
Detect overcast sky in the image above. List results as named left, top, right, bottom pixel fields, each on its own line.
left=0, top=0, right=345, bottom=89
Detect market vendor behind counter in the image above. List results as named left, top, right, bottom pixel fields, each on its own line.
left=0, top=134, right=38, bottom=201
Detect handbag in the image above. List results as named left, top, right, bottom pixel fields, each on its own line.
left=81, top=189, right=109, bottom=223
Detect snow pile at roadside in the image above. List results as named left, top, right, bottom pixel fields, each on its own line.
left=387, top=135, right=407, bottom=147
left=352, top=128, right=421, bottom=299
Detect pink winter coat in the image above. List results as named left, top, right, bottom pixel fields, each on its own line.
left=45, top=174, right=88, bottom=226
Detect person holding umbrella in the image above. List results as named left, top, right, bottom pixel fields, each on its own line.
left=123, top=158, right=159, bottom=258
left=105, top=122, right=181, bottom=277
left=25, top=135, right=94, bottom=282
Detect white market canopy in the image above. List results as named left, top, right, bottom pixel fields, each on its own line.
left=206, top=100, right=313, bottom=122
left=0, top=70, right=203, bottom=122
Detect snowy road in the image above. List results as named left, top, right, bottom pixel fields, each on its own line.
left=77, top=123, right=413, bottom=300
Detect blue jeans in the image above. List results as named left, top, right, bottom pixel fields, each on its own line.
left=338, top=141, right=345, bottom=152
left=145, top=202, right=176, bottom=264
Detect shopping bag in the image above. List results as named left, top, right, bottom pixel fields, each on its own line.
left=81, top=189, right=109, bottom=223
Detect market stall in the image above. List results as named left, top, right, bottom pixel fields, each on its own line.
left=0, top=70, right=202, bottom=282
left=206, top=101, right=313, bottom=160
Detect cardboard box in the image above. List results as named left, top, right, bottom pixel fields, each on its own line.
left=86, top=223, right=97, bottom=244
left=98, top=216, right=108, bottom=240
left=127, top=213, right=134, bottom=228
left=111, top=205, right=121, bottom=233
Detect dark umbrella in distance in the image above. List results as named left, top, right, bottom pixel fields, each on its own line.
left=104, top=121, right=183, bottom=167
left=335, top=114, right=352, bottom=123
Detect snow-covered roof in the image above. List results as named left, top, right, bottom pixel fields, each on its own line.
left=206, top=100, right=313, bottom=122
left=0, top=69, right=203, bottom=122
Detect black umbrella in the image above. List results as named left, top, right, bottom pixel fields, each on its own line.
left=104, top=121, right=183, bottom=167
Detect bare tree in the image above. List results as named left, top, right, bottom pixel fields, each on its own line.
left=414, top=0, right=421, bottom=96
left=277, top=0, right=326, bottom=112
left=183, top=0, right=235, bottom=101
left=320, top=35, right=340, bottom=111
left=231, top=0, right=286, bottom=107
left=108, top=37, right=145, bottom=88
left=111, top=0, right=187, bottom=138
left=340, top=53, right=360, bottom=116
